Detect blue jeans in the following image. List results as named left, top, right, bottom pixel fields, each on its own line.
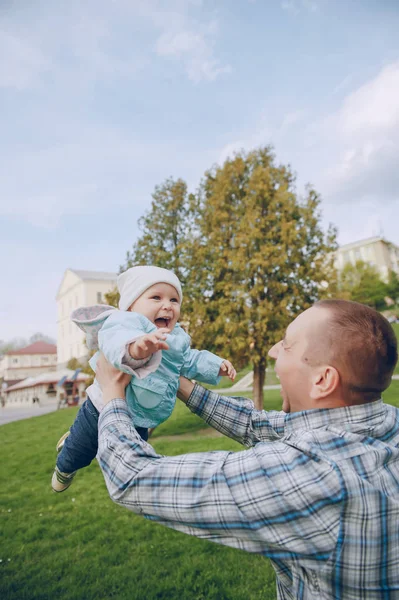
left=56, top=397, right=148, bottom=474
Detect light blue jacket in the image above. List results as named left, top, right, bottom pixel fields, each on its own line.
left=71, top=306, right=223, bottom=428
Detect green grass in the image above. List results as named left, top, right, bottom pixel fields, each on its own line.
left=206, top=364, right=280, bottom=390
left=1, top=380, right=399, bottom=599
left=392, top=323, right=399, bottom=374
left=0, top=406, right=276, bottom=600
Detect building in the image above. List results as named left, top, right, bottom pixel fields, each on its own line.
left=3, top=368, right=89, bottom=407
left=56, top=268, right=117, bottom=367
left=0, top=341, right=57, bottom=385
left=335, top=237, right=399, bottom=281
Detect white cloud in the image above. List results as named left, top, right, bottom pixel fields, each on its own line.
left=337, top=62, right=399, bottom=136
left=280, top=109, right=306, bottom=130
left=333, top=75, right=352, bottom=95
left=154, top=15, right=231, bottom=83
left=320, top=61, right=399, bottom=204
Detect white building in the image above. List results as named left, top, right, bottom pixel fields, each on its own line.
left=335, top=237, right=399, bottom=282
left=4, top=368, right=89, bottom=407
left=0, top=341, right=57, bottom=385
left=56, top=269, right=117, bottom=367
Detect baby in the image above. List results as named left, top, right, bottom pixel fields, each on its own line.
left=52, top=265, right=235, bottom=492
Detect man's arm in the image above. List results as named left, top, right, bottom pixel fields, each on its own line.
left=178, top=377, right=285, bottom=447
left=97, top=401, right=340, bottom=562
left=96, top=356, right=340, bottom=561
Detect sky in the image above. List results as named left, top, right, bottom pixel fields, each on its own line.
left=1, top=0, right=399, bottom=341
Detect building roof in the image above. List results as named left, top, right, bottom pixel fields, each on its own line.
left=4, top=368, right=89, bottom=393
left=69, top=269, right=118, bottom=281
left=6, top=341, right=57, bottom=356
left=337, top=236, right=398, bottom=252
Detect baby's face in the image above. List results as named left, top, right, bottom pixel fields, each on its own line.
left=129, top=283, right=181, bottom=330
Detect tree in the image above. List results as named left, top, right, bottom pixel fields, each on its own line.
left=66, top=357, right=82, bottom=371
left=386, top=270, right=399, bottom=306
left=188, top=147, right=337, bottom=408
left=29, top=332, right=56, bottom=345
left=123, top=178, right=196, bottom=286
left=339, top=261, right=388, bottom=310
left=105, top=177, right=197, bottom=313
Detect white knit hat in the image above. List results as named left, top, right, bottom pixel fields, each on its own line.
left=117, top=265, right=183, bottom=311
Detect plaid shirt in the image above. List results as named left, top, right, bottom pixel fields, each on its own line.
left=98, top=385, right=399, bottom=600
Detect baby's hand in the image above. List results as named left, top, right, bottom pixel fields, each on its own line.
left=129, top=328, right=170, bottom=360
left=219, top=360, right=236, bottom=381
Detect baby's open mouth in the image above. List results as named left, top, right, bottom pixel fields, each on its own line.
left=155, top=317, right=171, bottom=328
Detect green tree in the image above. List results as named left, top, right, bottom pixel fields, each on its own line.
left=123, top=178, right=196, bottom=286
left=106, top=177, right=197, bottom=314
left=386, top=270, right=399, bottom=306
left=66, top=357, right=81, bottom=371
left=188, top=147, right=337, bottom=408
left=339, top=261, right=388, bottom=310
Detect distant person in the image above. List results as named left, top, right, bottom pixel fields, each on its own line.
left=95, top=300, right=398, bottom=599
left=52, top=266, right=235, bottom=492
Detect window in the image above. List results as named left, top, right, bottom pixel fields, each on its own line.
left=42, top=356, right=49, bottom=362
left=13, top=358, right=18, bottom=364
left=97, top=292, right=102, bottom=303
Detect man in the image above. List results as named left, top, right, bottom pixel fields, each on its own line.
left=96, top=300, right=399, bottom=599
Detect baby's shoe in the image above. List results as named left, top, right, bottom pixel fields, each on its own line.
left=51, top=431, right=76, bottom=492
left=56, top=431, right=70, bottom=452
left=51, top=467, right=76, bottom=492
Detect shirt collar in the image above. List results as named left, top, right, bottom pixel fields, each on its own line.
left=282, top=398, right=387, bottom=435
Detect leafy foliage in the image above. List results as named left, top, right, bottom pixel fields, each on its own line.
left=187, top=147, right=337, bottom=406
left=338, top=260, right=388, bottom=310
left=123, top=178, right=197, bottom=287
left=106, top=148, right=337, bottom=407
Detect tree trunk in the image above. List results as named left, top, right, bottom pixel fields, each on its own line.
left=253, top=359, right=266, bottom=410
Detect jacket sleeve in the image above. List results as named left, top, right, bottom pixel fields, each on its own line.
left=98, top=312, right=161, bottom=377
left=180, top=347, right=224, bottom=385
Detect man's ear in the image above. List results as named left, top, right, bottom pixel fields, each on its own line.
left=309, top=365, right=340, bottom=401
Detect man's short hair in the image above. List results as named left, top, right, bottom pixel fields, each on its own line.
left=313, top=299, right=398, bottom=402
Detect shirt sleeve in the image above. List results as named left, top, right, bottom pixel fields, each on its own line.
left=186, top=384, right=287, bottom=447
left=98, top=400, right=341, bottom=562
left=98, top=312, right=162, bottom=377
left=180, top=348, right=224, bottom=385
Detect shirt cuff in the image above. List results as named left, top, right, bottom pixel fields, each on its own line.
left=186, top=383, right=220, bottom=422
left=98, top=398, right=137, bottom=432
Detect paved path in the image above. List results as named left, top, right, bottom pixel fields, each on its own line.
left=0, top=405, right=59, bottom=426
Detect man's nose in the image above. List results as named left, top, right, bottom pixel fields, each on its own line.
left=268, top=341, right=281, bottom=360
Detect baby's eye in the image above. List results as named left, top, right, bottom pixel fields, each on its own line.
left=170, top=298, right=179, bottom=303
left=151, top=296, right=161, bottom=300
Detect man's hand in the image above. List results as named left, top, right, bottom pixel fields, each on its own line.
left=129, top=328, right=170, bottom=360
left=218, top=360, right=236, bottom=381
left=96, top=353, right=131, bottom=405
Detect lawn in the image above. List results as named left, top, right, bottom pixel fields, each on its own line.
left=0, top=400, right=276, bottom=600
left=1, top=381, right=398, bottom=599
left=393, top=323, right=399, bottom=374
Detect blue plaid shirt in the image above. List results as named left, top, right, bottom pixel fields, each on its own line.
left=98, top=385, right=399, bottom=600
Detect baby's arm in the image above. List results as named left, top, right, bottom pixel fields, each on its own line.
left=128, top=328, right=170, bottom=359
left=218, top=359, right=236, bottom=381
left=98, top=313, right=162, bottom=377
left=181, top=348, right=236, bottom=385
